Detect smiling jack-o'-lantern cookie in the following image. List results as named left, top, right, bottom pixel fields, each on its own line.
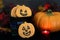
left=18, top=22, right=35, bottom=38
left=11, top=5, right=32, bottom=17
left=16, top=5, right=32, bottom=17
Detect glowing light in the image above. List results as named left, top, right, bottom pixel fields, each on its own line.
left=42, top=30, right=50, bottom=35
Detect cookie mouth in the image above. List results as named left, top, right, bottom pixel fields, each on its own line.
left=20, top=13, right=27, bottom=16
left=23, top=31, right=31, bottom=36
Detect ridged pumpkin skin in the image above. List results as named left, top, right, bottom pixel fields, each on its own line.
left=34, top=12, right=60, bottom=32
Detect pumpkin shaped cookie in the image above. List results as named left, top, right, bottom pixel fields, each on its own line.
left=11, top=5, right=32, bottom=17
left=18, top=22, right=35, bottom=38
left=16, top=5, right=32, bottom=17
left=11, top=5, right=20, bottom=17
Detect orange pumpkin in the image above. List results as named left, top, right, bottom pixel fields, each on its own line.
left=34, top=9, right=60, bottom=32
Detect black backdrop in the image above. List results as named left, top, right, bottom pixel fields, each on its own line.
left=0, top=0, right=60, bottom=40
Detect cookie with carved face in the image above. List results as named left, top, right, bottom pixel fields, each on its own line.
left=11, top=5, right=32, bottom=17
left=16, top=5, right=32, bottom=17
left=18, top=22, right=35, bottom=38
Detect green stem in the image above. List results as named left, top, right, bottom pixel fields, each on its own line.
left=46, top=9, right=53, bottom=16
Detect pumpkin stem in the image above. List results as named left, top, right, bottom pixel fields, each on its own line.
left=22, top=5, right=25, bottom=7
left=46, top=9, right=53, bottom=16
left=24, top=21, right=27, bottom=24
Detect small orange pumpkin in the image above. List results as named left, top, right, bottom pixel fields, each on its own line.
left=34, top=9, right=60, bottom=32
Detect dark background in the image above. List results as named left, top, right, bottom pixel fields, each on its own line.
left=0, top=0, right=60, bottom=40
left=3, top=0, right=60, bottom=10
